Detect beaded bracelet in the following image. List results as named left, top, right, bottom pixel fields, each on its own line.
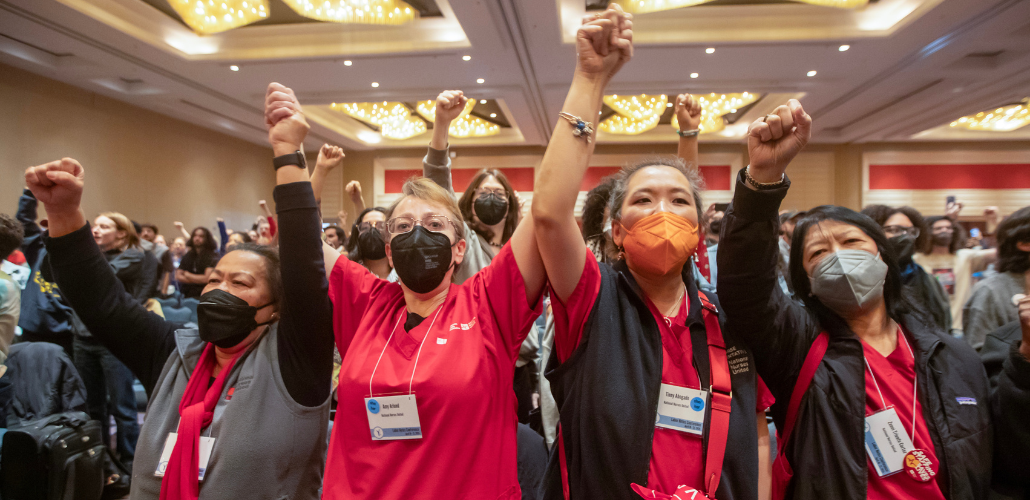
left=744, top=166, right=787, bottom=190
left=677, top=129, right=700, bottom=138
left=558, top=112, right=594, bottom=143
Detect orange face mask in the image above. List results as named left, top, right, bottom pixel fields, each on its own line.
left=620, top=211, right=700, bottom=276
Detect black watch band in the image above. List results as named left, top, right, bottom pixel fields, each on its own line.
left=273, top=151, right=306, bottom=171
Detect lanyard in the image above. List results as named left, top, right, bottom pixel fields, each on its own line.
left=863, top=331, right=917, bottom=437
left=659, top=285, right=701, bottom=389
left=368, top=305, right=444, bottom=397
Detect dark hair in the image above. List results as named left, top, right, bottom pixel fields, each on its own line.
left=458, top=169, right=519, bottom=244
left=225, top=243, right=284, bottom=311
left=346, top=207, right=388, bottom=260
left=789, top=206, right=909, bottom=331
left=997, top=206, right=1030, bottom=274
left=607, top=156, right=706, bottom=228
left=141, top=223, right=159, bottom=235
left=229, top=231, right=253, bottom=244
left=189, top=226, right=218, bottom=256
left=582, top=175, right=618, bottom=239
left=859, top=205, right=894, bottom=226
left=325, top=225, right=345, bottom=243
left=862, top=205, right=932, bottom=254
left=925, top=216, right=964, bottom=254
left=0, top=214, right=24, bottom=260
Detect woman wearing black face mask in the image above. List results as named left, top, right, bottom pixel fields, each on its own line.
left=27, top=86, right=334, bottom=500
left=861, top=205, right=951, bottom=332
left=345, top=207, right=392, bottom=280
left=717, top=109, right=1030, bottom=500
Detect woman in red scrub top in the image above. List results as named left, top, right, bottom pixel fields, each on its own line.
left=263, top=83, right=546, bottom=499
left=532, top=7, right=774, bottom=500
left=716, top=100, right=1030, bottom=499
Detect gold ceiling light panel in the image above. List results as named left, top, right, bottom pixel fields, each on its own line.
left=380, top=115, right=428, bottom=140
left=599, top=94, right=667, bottom=135
left=169, top=0, right=268, bottom=35
left=415, top=98, right=474, bottom=123
left=671, top=92, right=759, bottom=134
left=281, top=0, right=417, bottom=25
left=622, top=0, right=717, bottom=15
left=949, top=99, right=1030, bottom=132
left=330, top=101, right=426, bottom=140
left=449, top=115, right=501, bottom=138
left=599, top=113, right=662, bottom=135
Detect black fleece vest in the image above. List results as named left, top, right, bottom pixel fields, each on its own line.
left=542, top=260, right=762, bottom=500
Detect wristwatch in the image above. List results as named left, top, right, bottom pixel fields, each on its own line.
left=273, top=151, right=306, bottom=171
left=677, top=129, right=700, bottom=138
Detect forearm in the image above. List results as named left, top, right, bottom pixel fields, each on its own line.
left=218, top=220, right=229, bottom=254
left=350, top=193, right=366, bottom=214
left=423, top=146, right=454, bottom=194
left=176, top=270, right=208, bottom=284
left=430, top=118, right=450, bottom=151
left=16, top=190, right=42, bottom=238
left=178, top=226, right=190, bottom=240
left=310, top=166, right=331, bottom=204
left=676, top=136, right=699, bottom=167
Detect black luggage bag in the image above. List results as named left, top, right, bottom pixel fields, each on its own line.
left=1, top=411, right=105, bottom=500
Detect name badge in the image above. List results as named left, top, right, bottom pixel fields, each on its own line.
left=655, top=383, right=707, bottom=436
left=154, top=433, right=215, bottom=480
left=365, top=394, right=423, bottom=441
left=864, top=407, right=915, bottom=477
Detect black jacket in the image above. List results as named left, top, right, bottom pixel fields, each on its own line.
left=543, top=259, right=763, bottom=500
left=717, top=171, right=1027, bottom=500
left=980, top=321, right=1030, bottom=498
left=4, top=342, right=87, bottom=426
left=14, top=189, right=77, bottom=338
left=900, top=260, right=952, bottom=333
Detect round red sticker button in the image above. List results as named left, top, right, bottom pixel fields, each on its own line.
left=903, top=449, right=938, bottom=482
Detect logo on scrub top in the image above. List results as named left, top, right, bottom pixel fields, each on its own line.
left=448, top=317, right=477, bottom=331
left=367, top=399, right=380, bottom=414
left=690, top=397, right=705, bottom=412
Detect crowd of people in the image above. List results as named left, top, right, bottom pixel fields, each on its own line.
left=0, top=4, right=1029, bottom=500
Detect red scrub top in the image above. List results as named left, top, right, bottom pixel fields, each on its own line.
left=862, top=328, right=946, bottom=500
left=324, top=244, right=541, bottom=500
left=551, top=250, right=775, bottom=493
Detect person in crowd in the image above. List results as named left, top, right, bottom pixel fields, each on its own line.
left=0, top=214, right=24, bottom=362
left=861, top=205, right=951, bottom=332
left=308, top=143, right=351, bottom=252
left=14, top=188, right=79, bottom=357
left=140, top=224, right=173, bottom=291
left=581, top=176, right=618, bottom=263
left=346, top=180, right=367, bottom=217
left=344, top=207, right=392, bottom=279
left=258, top=200, right=278, bottom=246
left=533, top=11, right=772, bottom=499
left=324, top=225, right=346, bottom=249
left=139, top=223, right=159, bottom=247
left=717, top=99, right=1030, bottom=499
left=176, top=226, right=219, bottom=298
left=28, top=149, right=333, bottom=497
left=225, top=230, right=253, bottom=252
left=914, top=208, right=997, bottom=336
left=76, top=211, right=145, bottom=471
left=262, top=80, right=545, bottom=498
left=154, top=234, right=166, bottom=247
left=963, top=206, right=1030, bottom=349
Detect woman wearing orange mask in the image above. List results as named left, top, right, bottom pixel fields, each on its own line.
left=531, top=7, right=773, bottom=500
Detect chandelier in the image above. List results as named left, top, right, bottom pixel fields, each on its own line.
left=621, top=0, right=867, bottom=14
left=950, top=99, right=1030, bottom=132
left=168, top=0, right=269, bottom=35
left=416, top=99, right=500, bottom=138
left=670, top=92, right=759, bottom=135
left=330, top=99, right=501, bottom=141
left=599, top=94, right=667, bottom=135
left=280, top=0, right=417, bottom=25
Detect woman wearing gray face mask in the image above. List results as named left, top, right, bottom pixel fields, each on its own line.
left=716, top=108, right=1030, bottom=500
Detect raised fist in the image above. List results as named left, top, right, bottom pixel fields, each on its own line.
left=265, top=82, right=309, bottom=155
left=435, top=90, right=467, bottom=125
left=945, top=201, right=963, bottom=221
left=24, top=158, right=84, bottom=217
left=746, top=99, right=812, bottom=183
left=345, top=181, right=362, bottom=198
left=674, top=93, right=702, bottom=132
left=575, top=3, right=633, bottom=82
left=174, top=221, right=184, bottom=229
left=317, top=144, right=345, bottom=171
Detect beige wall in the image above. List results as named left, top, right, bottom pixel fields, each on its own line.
left=0, top=63, right=276, bottom=239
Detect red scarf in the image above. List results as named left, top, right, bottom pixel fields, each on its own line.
left=159, top=344, right=242, bottom=500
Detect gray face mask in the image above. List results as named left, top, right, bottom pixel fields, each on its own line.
left=809, top=249, right=888, bottom=317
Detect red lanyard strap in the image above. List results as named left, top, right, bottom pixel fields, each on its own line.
left=698, top=292, right=731, bottom=498
left=779, top=332, right=829, bottom=456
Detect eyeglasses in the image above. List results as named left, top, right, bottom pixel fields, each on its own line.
left=358, top=221, right=385, bottom=233
left=476, top=188, right=506, bottom=198
left=386, top=215, right=458, bottom=235
left=883, top=225, right=920, bottom=238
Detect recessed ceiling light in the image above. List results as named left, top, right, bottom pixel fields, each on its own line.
left=480, top=99, right=487, bottom=104
left=807, top=70, right=817, bottom=77
left=476, top=78, right=485, bottom=84
left=371, top=82, right=380, bottom=87
left=690, top=73, right=699, bottom=79
left=229, top=65, right=239, bottom=71
left=705, top=48, right=715, bottom=54
left=490, top=113, right=497, bottom=118
left=462, top=55, right=471, bottom=61
left=343, top=60, right=353, bottom=66
left=357, top=131, right=381, bottom=144
left=666, top=102, right=673, bottom=107
left=838, top=45, right=850, bottom=52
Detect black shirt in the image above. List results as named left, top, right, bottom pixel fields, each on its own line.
left=178, top=249, right=219, bottom=298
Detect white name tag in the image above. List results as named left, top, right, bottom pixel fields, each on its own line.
left=864, top=407, right=915, bottom=477
left=154, top=433, right=215, bottom=480
left=365, top=394, right=423, bottom=441
left=655, top=383, right=707, bottom=436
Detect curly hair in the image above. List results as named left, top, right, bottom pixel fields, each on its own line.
left=0, top=214, right=24, bottom=260
left=997, top=206, right=1030, bottom=274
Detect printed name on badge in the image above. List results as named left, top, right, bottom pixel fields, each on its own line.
left=864, top=407, right=915, bottom=477
left=365, top=394, right=423, bottom=441
left=655, top=383, right=707, bottom=436
left=154, top=433, right=215, bottom=480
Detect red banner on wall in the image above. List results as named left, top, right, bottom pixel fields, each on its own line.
left=869, top=163, right=1030, bottom=190
left=384, top=165, right=733, bottom=193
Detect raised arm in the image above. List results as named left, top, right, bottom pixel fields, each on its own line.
left=345, top=181, right=366, bottom=215
left=217, top=218, right=228, bottom=254
left=174, top=221, right=190, bottom=240
left=311, top=144, right=344, bottom=208
left=26, top=159, right=176, bottom=395
left=717, top=101, right=818, bottom=398
left=422, top=90, right=466, bottom=194
left=265, top=82, right=335, bottom=407
left=674, top=93, right=702, bottom=167
left=16, top=188, right=43, bottom=264
left=532, top=7, right=633, bottom=302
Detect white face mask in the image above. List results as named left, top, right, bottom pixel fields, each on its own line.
left=809, top=250, right=888, bottom=317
